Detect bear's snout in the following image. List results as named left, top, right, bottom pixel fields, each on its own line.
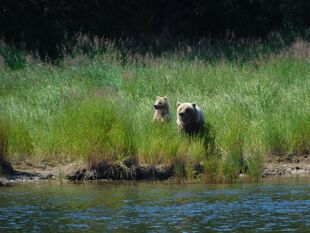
left=154, top=104, right=159, bottom=109
left=179, top=112, right=185, bottom=117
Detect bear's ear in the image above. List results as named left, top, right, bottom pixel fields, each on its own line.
left=177, top=102, right=181, bottom=107
left=192, top=102, right=197, bottom=108
left=163, top=96, right=168, bottom=100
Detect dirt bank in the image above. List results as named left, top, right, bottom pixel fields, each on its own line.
left=1, top=153, right=309, bottom=185
left=263, top=153, right=310, bottom=176
left=0, top=161, right=175, bottom=185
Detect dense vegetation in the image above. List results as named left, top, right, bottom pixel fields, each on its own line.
left=0, top=36, right=309, bottom=180
left=1, top=1, right=309, bottom=58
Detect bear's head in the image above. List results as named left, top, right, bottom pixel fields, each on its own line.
left=154, top=96, right=169, bottom=110
left=177, top=102, right=197, bottom=124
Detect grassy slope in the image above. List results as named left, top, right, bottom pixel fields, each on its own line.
left=0, top=39, right=309, bottom=179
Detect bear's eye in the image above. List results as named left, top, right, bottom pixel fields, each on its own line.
left=185, top=108, right=190, bottom=112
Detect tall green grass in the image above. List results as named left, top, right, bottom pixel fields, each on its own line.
left=0, top=37, right=309, bottom=180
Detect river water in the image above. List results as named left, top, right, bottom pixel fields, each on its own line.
left=0, top=177, right=309, bottom=232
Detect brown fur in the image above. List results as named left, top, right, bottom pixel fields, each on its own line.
left=176, top=102, right=204, bottom=135
left=153, top=96, right=171, bottom=123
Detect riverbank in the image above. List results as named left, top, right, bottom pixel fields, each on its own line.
left=0, top=152, right=309, bottom=186
left=263, top=153, right=310, bottom=176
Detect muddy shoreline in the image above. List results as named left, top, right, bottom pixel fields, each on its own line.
left=263, top=153, right=310, bottom=176
left=1, top=153, right=310, bottom=186
left=0, top=162, right=176, bottom=185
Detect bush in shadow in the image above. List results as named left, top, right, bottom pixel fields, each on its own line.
left=0, top=118, right=14, bottom=175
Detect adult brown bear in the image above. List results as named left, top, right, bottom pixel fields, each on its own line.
left=176, top=102, right=204, bottom=135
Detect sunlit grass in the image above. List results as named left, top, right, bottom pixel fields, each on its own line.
left=0, top=38, right=309, bottom=180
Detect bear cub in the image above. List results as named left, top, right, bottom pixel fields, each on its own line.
left=153, top=96, right=172, bottom=123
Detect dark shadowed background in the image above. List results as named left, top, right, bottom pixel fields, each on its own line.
left=0, top=0, right=309, bottom=59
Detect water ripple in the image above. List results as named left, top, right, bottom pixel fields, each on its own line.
left=0, top=178, right=309, bottom=232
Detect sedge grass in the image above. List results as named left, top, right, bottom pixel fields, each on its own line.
left=0, top=38, right=309, bottom=180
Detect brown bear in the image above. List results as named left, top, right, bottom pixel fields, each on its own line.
left=153, top=96, right=172, bottom=123
left=176, top=102, right=204, bottom=135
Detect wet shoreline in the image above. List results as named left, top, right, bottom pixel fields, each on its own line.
left=1, top=154, right=310, bottom=186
